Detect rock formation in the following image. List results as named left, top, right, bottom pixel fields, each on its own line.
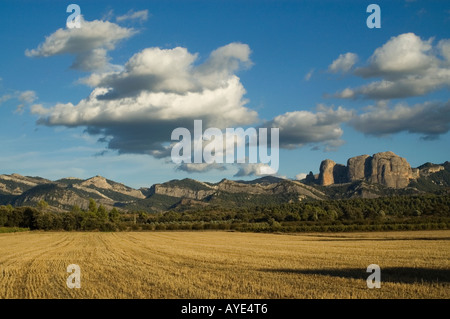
left=333, top=164, right=348, bottom=184
left=318, top=151, right=415, bottom=189
left=149, top=184, right=215, bottom=200
left=368, top=151, right=412, bottom=188
left=319, top=159, right=336, bottom=186
left=347, top=155, right=371, bottom=181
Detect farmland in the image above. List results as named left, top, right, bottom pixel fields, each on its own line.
left=0, top=230, right=448, bottom=299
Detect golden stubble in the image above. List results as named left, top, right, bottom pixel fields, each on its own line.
left=0, top=230, right=448, bottom=299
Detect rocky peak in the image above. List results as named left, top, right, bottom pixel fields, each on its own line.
left=347, top=155, right=371, bottom=181
left=79, top=175, right=145, bottom=199
left=81, top=176, right=110, bottom=189
left=317, top=151, right=415, bottom=189
left=418, top=164, right=445, bottom=177
left=319, top=159, right=336, bottom=186
left=368, top=152, right=412, bottom=188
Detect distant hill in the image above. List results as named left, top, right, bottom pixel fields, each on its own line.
left=0, top=174, right=145, bottom=211
left=0, top=152, right=448, bottom=212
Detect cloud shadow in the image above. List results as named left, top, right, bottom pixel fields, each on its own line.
left=260, top=267, right=450, bottom=284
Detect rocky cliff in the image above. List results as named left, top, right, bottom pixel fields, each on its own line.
left=150, top=184, right=216, bottom=200
left=150, top=178, right=325, bottom=201
left=318, top=151, right=415, bottom=188
left=319, top=160, right=336, bottom=186
left=368, top=151, right=412, bottom=188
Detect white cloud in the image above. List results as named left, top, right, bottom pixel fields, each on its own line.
left=438, top=39, right=450, bottom=63
left=0, top=94, right=12, bottom=105
left=116, top=10, right=149, bottom=23
left=350, top=100, right=450, bottom=139
left=234, top=163, right=277, bottom=177
left=18, top=90, right=37, bottom=103
left=355, top=33, right=435, bottom=78
left=295, top=173, right=307, bottom=180
left=81, top=42, right=252, bottom=97
left=25, top=17, right=136, bottom=71
left=334, top=88, right=355, bottom=99
left=0, top=90, right=37, bottom=113
left=347, top=69, right=450, bottom=99
left=32, top=43, right=258, bottom=158
left=16, top=90, right=37, bottom=113
left=334, top=33, right=450, bottom=100
left=177, top=163, right=226, bottom=173
left=304, top=69, right=314, bottom=81
left=264, top=105, right=353, bottom=151
left=328, top=52, right=358, bottom=73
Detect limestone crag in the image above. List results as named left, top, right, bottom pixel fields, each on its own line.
left=150, top=184, right=215, bottom=200
left=319, top=159, right=336, bottom=186
left=419, top=165, right=444, bottom=177
left=81, top=176, right=145, bottom=199
left=347, top=155, right=371, bottom=181
left=368, top=151, right=412, bottom=188
left=318, top=151, right=415, bottom=189
left=333, top=164, right=348, bottom=184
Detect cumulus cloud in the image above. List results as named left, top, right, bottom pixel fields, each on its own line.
left=116, top=10, right=149, bottom=23
left=0, top=90, right=37, bottom=113
left=81, top=47, right=198, bottom=97
left=295, top=173, right=307, bottom=180
left=328, top=52, right=358, bottom=73
left=25, top=17, right=136, bottom=71
left=334, top=33, right=450, bottom=100
left=263, top=105, right=353, bottom=151
left=177, top=163, right=226, bottom=173
left=355, top=33, right=435, bottom=78
left=234, top=163, right=277, bottom=177
left=81, top=42, right=252, bottom=99
left=19, top=90, right=37, bottom=103
left=16, top=90, right=37, bottom=113
left=345, top=70, right=450, bottom=100
left=350, top=100, right=450, bottom=140
left=32, top=43, right=258, bottom=158
left=438, top=39, right=450, bottom=63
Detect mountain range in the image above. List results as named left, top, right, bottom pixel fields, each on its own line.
left=1, top=151, right=449, bottom=213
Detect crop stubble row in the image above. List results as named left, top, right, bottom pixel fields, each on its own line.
left=0, top=230, right=448, bottom=298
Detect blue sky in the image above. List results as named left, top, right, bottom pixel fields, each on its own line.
left=0, top=0, right=449, bottom=188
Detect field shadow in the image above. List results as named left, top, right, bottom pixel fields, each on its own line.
left=260, top=267, right=450, bottom=284
left=312, top=238, right=450, bottom=242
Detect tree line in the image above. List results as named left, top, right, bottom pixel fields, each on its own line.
left=0, top=199, right=123, bottom=231
left=0, top=194, right=449, bottom=232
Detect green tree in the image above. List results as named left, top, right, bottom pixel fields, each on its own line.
left=97, top=204, right=108, bottom=221
left=6, top=207, right=24, bottom=227
left=62, top=212, right=77, bottom=231
left=81, top=211, right=100, bottom=231
left=138, top=211, right=148, bottom=224
left=71, top=205, right=82, bottom=214
left=109, top=208, right=121, bottom=223
left=36, top=212, right=54, bottom=230
left=88, top=198, right=98, bottom=214
left=37, top=200, right=49, bottom=212
left=0, top=206, right=9, bottom=226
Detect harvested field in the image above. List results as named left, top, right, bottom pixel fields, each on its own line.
left=0, top=230, right=448, bottom=299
